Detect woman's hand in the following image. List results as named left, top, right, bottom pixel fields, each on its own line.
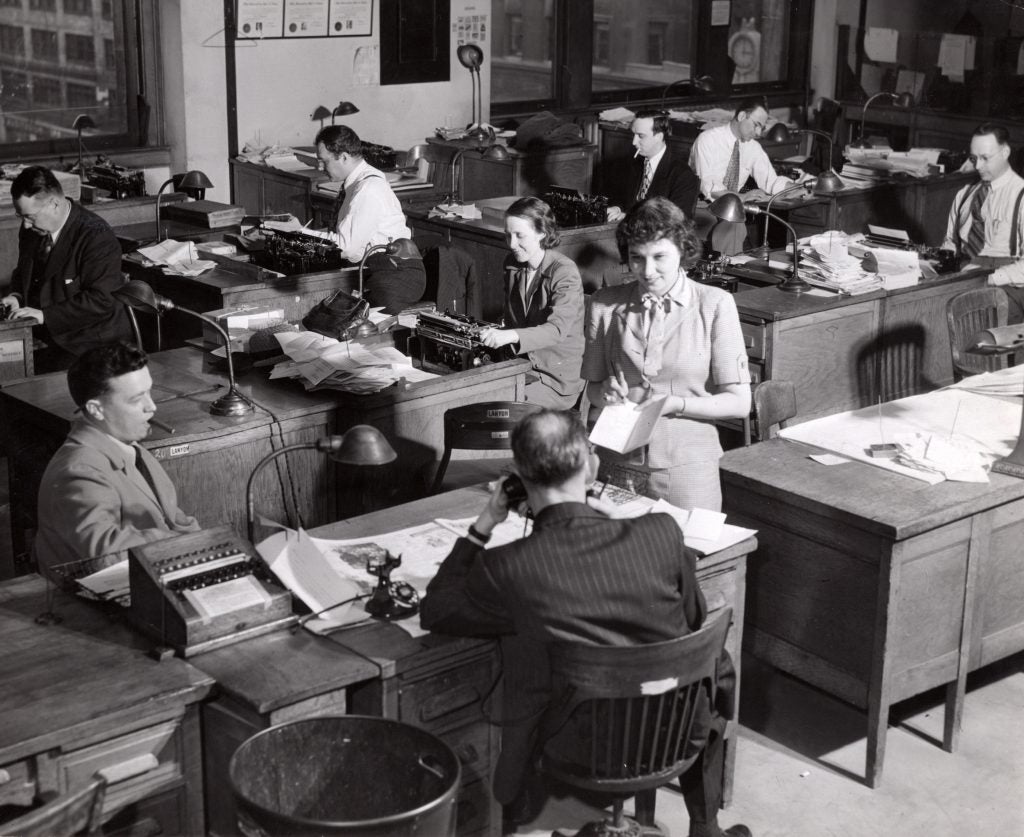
left=599, top=369, right=630, bottom=405
left=479, top=327, right=519, bottom=349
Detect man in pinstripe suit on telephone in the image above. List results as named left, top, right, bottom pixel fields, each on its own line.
left=421, top=409, right=748, bottom=837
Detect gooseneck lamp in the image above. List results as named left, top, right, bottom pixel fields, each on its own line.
left=853, top=91, right=915, bottom=149
left=457, top=43, right=489, bottom=144
left=113, top=279, right=254, bottom=416
left=311, top=105, right=332, bottom=130
left=154, top=170, right=213, bottom=241
left=798, top=128, right=845, bottom=195
left=710, top=193, right=809, bottom=293
left=751, top=181, right=813, bottom=261
left=966, top=325, right=1024, bottom=478
left=71, top=113, right=96, bottom=180
left=246, top=428, right=396, bottom=543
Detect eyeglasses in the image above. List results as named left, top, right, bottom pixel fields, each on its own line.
left=15, top=199, right=56, bottom=223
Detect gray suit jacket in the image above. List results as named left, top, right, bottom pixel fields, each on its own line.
left=34, top=420, right=201, bottom=576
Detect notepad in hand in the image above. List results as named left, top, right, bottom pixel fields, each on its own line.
left=589, top=396, right=666, bottom=454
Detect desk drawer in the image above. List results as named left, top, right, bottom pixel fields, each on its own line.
left=445, top=720, right=493, bottom=788
left=740, top=321, right=766, bottom=361
left=399, top=661, right=494, bottom=732
left=59, top=719, right=184, bottom=819
left=0, top=759, right=35, bottom=807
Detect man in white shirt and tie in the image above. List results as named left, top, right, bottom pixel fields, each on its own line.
left=941, top=123, right=1024, bottom=323
left=33, top=343, right=201, bottom=578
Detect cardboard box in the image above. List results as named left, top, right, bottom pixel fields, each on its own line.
left=201, top=305, right=285, bottom=348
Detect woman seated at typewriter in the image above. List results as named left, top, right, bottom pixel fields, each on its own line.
left=479, top=197, right=585, bottom=409
left=582, top=197, right=751, bottom=512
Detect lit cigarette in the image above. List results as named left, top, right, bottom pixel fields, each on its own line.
left=634, top=148, right=641, bottom=158
left=150, top=418, right=175, bottom=434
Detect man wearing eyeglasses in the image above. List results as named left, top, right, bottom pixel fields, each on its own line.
left=3, top=165, right=132, bottom=373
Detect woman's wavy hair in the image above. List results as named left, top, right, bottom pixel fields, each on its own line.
left=615, top=196, right=702, bottom=268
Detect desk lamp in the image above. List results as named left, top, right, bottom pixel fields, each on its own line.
left=853, top=91, right=915, bottom=149
left=113, top=279, right=254, bottom=416
left=764, top=122, right=791, bottom=143
left=71, top=114, right=95, bottom=180
left=246, top=427, right=396, bottom=543
left=798, top=128, right=845, bottom=194
left=710, top=193, right=808, bottom=293
left=347, top=238, right=419, bottom=335
left=445, top=143, right=510, bottom=205
left=153, top=170, right=213, bottom=241
left=751, top=181, right=813, bottom=261
left=311, top=105, right=332, bottom=130
left=457, top=43, right=489, bottom=143
left=332, top=101, right=359, bottom=124
left=660, top=74, right=715, bottom=107
left=966, top=325, right=1024, bottom=477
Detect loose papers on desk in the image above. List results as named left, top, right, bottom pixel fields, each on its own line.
left=271, top=330, right=438, bottom=393
left=797, top=231, right=882, bottom=295
left=136, top=240, right=217, bottom=277
left=947, top=364, right=1024, bottom=397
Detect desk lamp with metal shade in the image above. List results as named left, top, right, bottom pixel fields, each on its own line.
left=332, top=101, right=359, bottom=123
left=853, top=91, right=915, bottom=149
left=153, top=170, right=213, bottom=241
left=311, top=105, right=332, bottom=130
left=660, top=74, right=716, bottom=106
left=966, top=324, right=1024, bottom=477
left=113, top=279, right=254, bottom=417
left=71, top=114, right=96, bottom=180
left=710, top=192, right=809, bottom=293
left=457, top=43, right=491, bottom=144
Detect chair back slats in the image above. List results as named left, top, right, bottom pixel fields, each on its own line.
left=947, top=287, right=1011, bottom=378
left=542, top=609, right=732, bottom=794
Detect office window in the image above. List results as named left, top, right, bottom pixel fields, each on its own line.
left=65, top=32, right=94, bottom=63
left=0, top=0, right=22, bottom=8
left=29, top=0, right=55, bottom=10
left=0, top=0, right=160, bottom=155
left=67, top=81, right=94, bottom=106
left=492, top=1, right=812, bottom=115
left=31, top=29, right=58, bottom=61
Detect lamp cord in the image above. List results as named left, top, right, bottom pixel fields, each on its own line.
left=246, top=395, right=304, bottom=534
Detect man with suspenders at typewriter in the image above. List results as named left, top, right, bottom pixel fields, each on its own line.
left=33, top=343, right=201, bottom=579
left=313, top=125, right=427, bottom=314
left=942, top=123, right=1024, bottom=323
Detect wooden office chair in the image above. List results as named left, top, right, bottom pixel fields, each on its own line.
left=540, top=609, right=732, bottom=837
left=856, top=323, right=931, bottom=404
left=743, top=379, right=798, bottom=445
left=1, top=777, right=106, bottom=837
left=430, top=400, right=541, bottom=493
left=946, top=287, right=1011, bottom=379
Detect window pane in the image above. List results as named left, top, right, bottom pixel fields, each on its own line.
left=0, top=3, right=127, bottom=146
left=491, top=0, right=554, bottom=106
left=727, top=0, right=788, bottom=85
left=592, top=0, right=695, bottom=98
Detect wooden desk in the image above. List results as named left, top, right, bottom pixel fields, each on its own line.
left=0, top=576, right=213, bottom=834
left=407, top=205, right=620, bottom=320
left=728, top=266, right=990, bottom=424
left=0, top=318, right=34, bottom=380
left=720, top=431, right=1024, bottom=787
left=0, top=347, right=528, bottom=577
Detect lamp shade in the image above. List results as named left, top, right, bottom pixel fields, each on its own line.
left=311, top=105, right=332, bottom=122
left=334, top=101, right=359, bottom=117
left=331, top=425, right=397, bottom=466
left=708, top=193, right=748, bottom=224
left=765, top=123, right=790, bottom=142
left=813, top=170, right=845, bottom=194
left=457, top=43, right=483, bottom=70
left=385, top=238, right=420, bottom=260
left=176, top=170, right=214, bottom=192
left=72, top=113, right=96, bottom=132
left=113, top=279, right=174, bottom=313
left=483, top=144, right=510, bottom=161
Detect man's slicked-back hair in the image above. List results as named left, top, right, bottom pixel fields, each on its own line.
left=315, top=124, right=363, bottom=157
left=67, top=343, right=148, bottom=407
left=511, top=409, right=589, bottom=487
left=973, top=123, right=1011, bottom=147
left=11, top=165, right=63, bottom=202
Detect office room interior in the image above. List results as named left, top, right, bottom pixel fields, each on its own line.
left=1, top=1, right=1024, bottom=837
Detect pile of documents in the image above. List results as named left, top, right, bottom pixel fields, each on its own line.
left=269, top=330, right=438, bottom=394
left=797, top=231, right=882, bottom=294
left=136, top=240, right=217, bottom=277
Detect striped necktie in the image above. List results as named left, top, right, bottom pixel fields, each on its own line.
left=330, top=184, right=347, bottom=229
left=724, top=141, right=741, bottom=193
left=964, top=182, right=990, bottom=260
left=636, top=159, right=653, bottom=202
left=641, top=292, right=669, bottom=379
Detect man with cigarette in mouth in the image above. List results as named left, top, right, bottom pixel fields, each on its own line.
left=34, top=342, right=201, bottom=577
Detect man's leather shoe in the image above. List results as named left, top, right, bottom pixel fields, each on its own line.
left=723, top=826, right=752, bottom=837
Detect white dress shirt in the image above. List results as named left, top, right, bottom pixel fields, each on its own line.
left=689, top=124, right=792, bottom=199
left=327, top=159, right=411, bottom=262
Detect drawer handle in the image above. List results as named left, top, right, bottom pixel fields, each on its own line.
left=0, top=769, right=10, bottom=784
left=744, top=336, right=755, bottom=348
left=419, top=685, right=481, bottom=723
left=96, top=753, right=160, bottom=784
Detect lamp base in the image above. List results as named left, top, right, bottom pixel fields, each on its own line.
left=991, top=453, right=1024, bottom=479
left=777, top=274, right=811, bottom=293
left=209, top=388, right=254, bottom=417
left=465, top=125, right=493, bottom=144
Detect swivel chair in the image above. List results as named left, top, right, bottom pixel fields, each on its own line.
left=540, top=609, right=733, bottom=837
left=946, top=287, right=1012, bottom=379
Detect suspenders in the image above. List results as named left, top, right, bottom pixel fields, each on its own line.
left=952, top=181, right=1024, bottom=258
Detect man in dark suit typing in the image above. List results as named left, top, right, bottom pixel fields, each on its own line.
left=421, top=409, right=750, bottom=837
left=607, top=109, right=700, bottom=222
left=3, top=166, right=132, bottom=373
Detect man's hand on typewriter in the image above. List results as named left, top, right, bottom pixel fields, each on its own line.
left=606, top=205, right=625, bottom=223
left=479, top=327, right=519, bottom=349
left=10, top=306, right=43, bottom=324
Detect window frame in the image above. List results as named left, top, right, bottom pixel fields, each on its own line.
left=0, top=0, right=161, bottom=161
left=491, top=0, right=814, bottom=117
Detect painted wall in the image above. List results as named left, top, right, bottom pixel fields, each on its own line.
left=158, top=1, right=490, bottom=200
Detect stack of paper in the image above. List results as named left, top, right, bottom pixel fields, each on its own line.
left=136, top=239, right=217, bottom=277
left=797, top=232, right=882, bottom=295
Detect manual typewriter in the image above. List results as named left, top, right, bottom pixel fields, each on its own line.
left=88, top=160, right=147, bottom=199
left=415, top=309, right=515, bottom=372
left=260, top=227, right=347, bottom=274
left=542, top=185, right=609, bottom=228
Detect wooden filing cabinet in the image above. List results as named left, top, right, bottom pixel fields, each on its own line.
left=230, top=159, right=323, bottom=222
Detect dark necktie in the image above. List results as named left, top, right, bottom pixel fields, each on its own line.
left=724, top=141, right=741, bottom=193
left=134, top=446, right=158, bottom=498
left=964, top=182, right=990, bottom=260
left=330, top=184, right=347, bottom=229
left=40, top=234, right=53, bottom=261
left=637, top=159, right=653, bottom=202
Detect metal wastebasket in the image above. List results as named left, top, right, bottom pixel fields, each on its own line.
left=229, top=716, right=461, bottom=836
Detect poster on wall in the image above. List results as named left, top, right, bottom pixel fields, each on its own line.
left=237, top=0, right=285, bottom=38
left=329, top=0, right=373, bottom=36
left=453, top=11, right=488, bottom=46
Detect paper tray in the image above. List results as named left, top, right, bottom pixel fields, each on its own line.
left=49, top=553, right=131, bottom=607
